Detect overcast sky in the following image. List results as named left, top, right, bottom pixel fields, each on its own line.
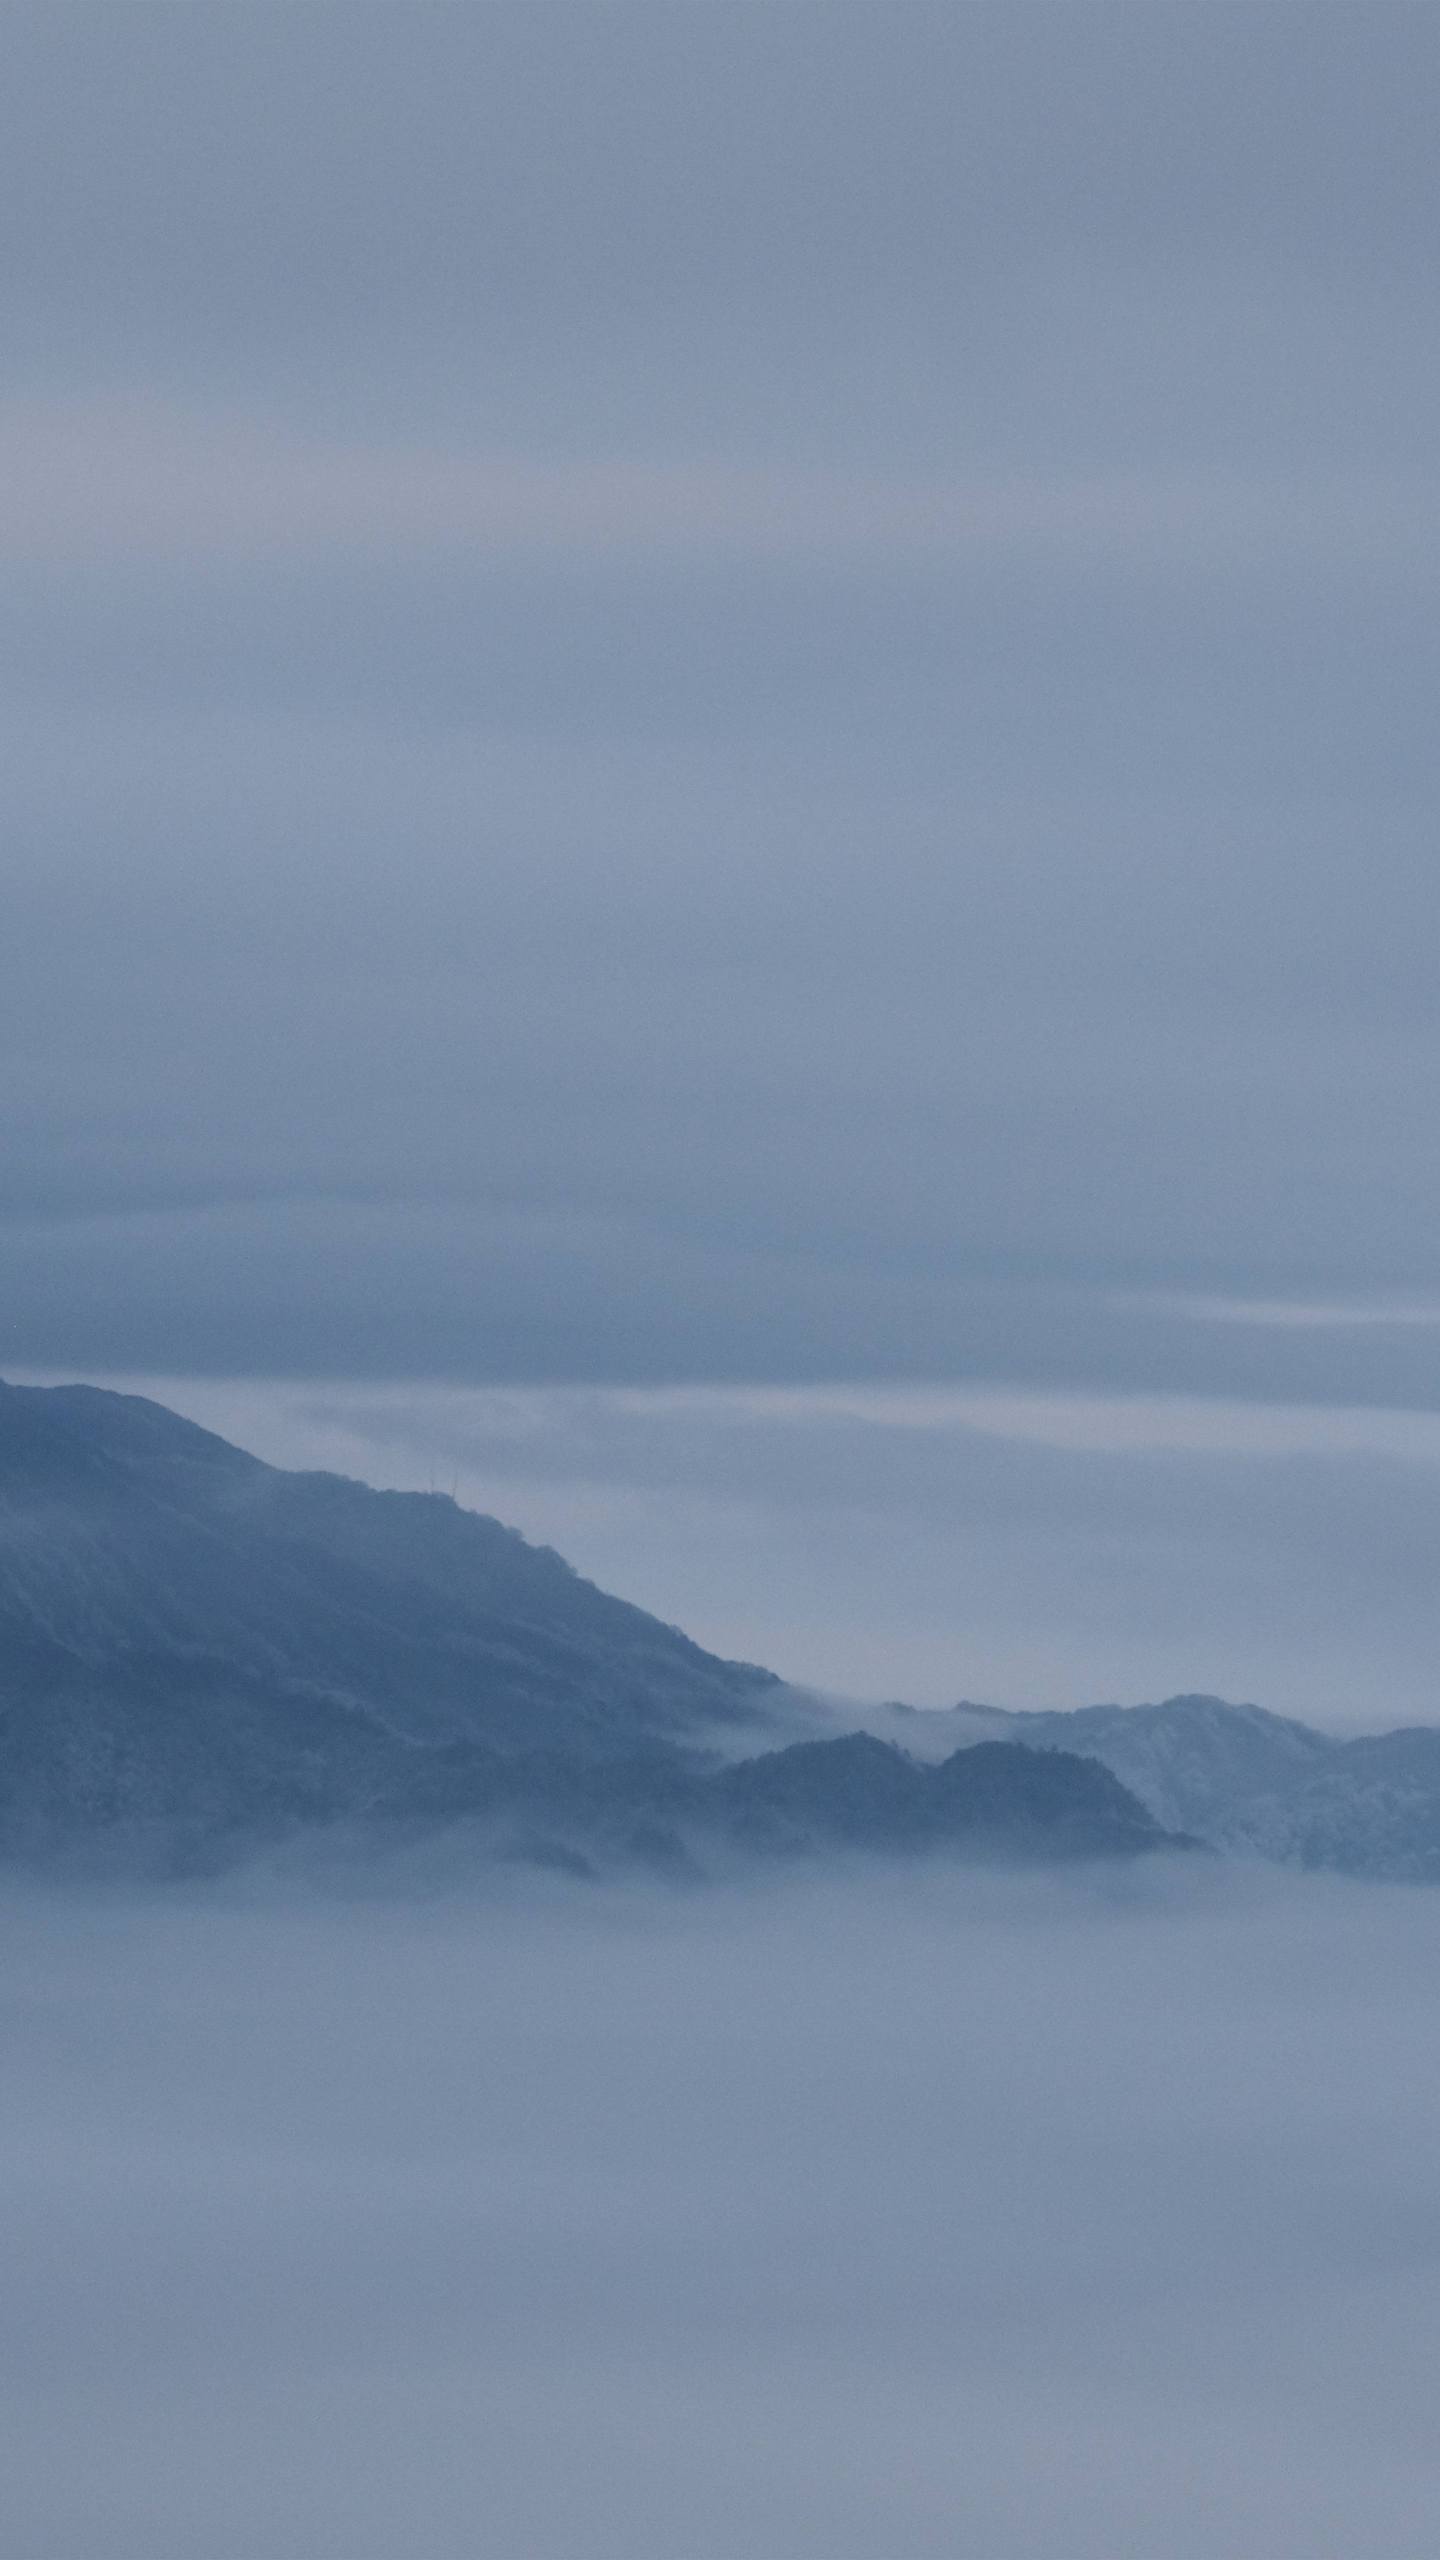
left=9, top=4, right=1440, bottom=1711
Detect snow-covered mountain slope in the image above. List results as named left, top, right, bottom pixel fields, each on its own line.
left=803, top=1691, right=1334, bottom=1841
left=812, top=1689, right=1440, bottom=1882
left=1006, top=1695, right=1335, bottom=1840
left=1225, top=1727, right=1440, bottom=1881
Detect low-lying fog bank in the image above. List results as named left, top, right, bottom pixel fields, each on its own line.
left=4, top=1860, right=1439, bottom=2559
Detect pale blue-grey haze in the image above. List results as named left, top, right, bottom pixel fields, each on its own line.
left=10, top=20, right=1440, bottom=2557
left=6, top=0, right=1440, bottom=1707
left=7, top=1862, right=1440, bottom=2560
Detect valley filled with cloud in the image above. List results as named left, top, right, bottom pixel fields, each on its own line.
left=6, top=1861, right=1440, bottom=2560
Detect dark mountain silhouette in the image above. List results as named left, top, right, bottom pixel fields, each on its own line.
left=0, top=1378, right=1184, bottom=1876
left=710, top=1731, right=1171, bottom=1863
left=829, top=1688, right=1440, bottom=1883
left=0, top=1375, right=778, bottom=1745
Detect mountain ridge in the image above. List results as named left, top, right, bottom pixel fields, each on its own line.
left=0, top=1377, right=780, bottom=1757
left=828, top=1687, right=1440, bottom=1881
left=12, top=1375, right=1439, bottom=1883
left=0, top=1378, right=1183, bottom=1877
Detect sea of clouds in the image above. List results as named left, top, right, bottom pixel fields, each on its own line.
left=4, top=1856, right=1440, bottom=2558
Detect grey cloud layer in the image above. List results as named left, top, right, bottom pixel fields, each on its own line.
left=6, top=2, right=1440, bottom=1396
left=6, top=1868, right=1440, bottom=2559
left=7, top=4, right=1437, bottom=400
